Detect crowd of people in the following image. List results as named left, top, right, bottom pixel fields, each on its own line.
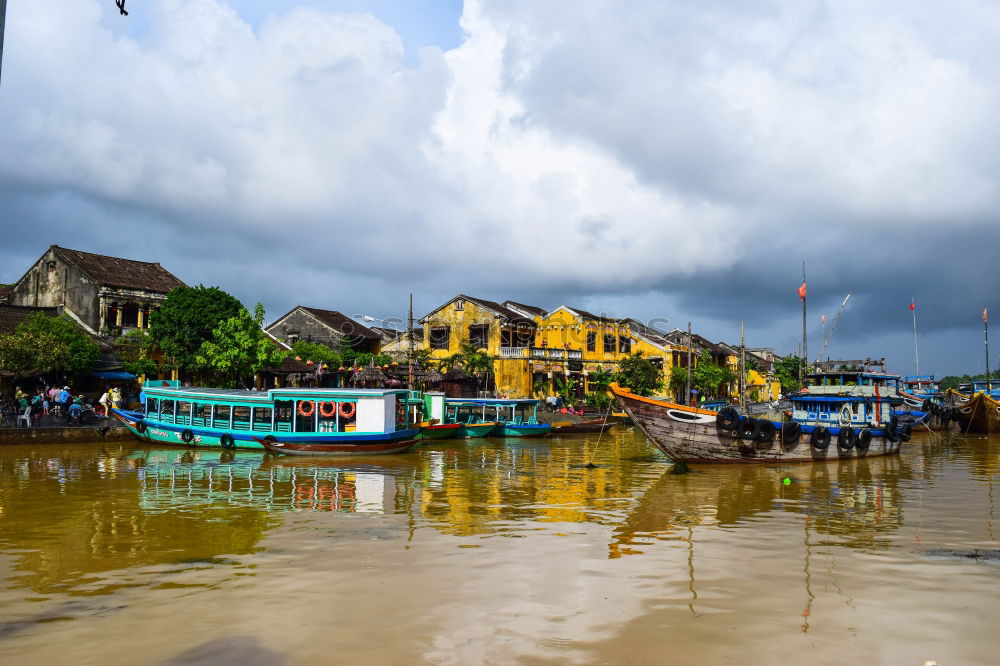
left=1, top=385, right=125, bottom=428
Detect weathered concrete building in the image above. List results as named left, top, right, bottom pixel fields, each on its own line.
left=265, top=306, right=381, bottom=353
left=6, top=246, right=186, bottom=338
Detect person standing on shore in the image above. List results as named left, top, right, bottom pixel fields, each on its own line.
left=98, top=388, right=111, bottom=416
left=110, top=386, right=122, bottom=411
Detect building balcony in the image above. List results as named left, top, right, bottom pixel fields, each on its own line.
left=498, top=347, right=582, bottom=360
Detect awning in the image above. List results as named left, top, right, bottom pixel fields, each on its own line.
left=92, top=371, right=138, bottom=380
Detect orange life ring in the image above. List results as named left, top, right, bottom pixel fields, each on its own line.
left=298, top=400, right=315, bottom=417
left=338, top=401, right=356, bottom=419
left=319, top=401, right=337, bottom=418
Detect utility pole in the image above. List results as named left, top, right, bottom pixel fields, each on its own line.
left=685, top=322, right=693, bottom=406
left=739, top=321, right=746, bottom=411
left=801, top=261, right=807, bottom=377
left=985, top=307, right=991, bottom=393
left=1, top=0, right=8, bottom=87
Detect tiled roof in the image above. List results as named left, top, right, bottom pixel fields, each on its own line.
left=300, top=307, right=380, bottom=340
left=503, top=300, right=547, bottom=317
left=460, top=296, right=537, bottom=326
left=565, top=306, right=620, bottom=323
left=0, top=304, right=59, bottom=335
left=369, top=326, right=423, bottom=341
left=53, top=246, right=185, bottom=293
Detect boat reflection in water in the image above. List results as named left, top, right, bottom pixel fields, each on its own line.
left=132, top=447, right=416, bottom=515
left=609, top=455, right=909, bottom=629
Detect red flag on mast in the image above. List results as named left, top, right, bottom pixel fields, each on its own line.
left=797, top=282, right=806, bottom=301
left=909, top=302, right=915, bottom=311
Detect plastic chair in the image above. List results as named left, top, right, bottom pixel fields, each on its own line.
left=18, top=406, right=31, bottom=428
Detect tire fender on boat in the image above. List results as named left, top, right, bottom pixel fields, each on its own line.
left=716, top=407, right=740, bottom=431
left=780, top=421, right=801, bottom=445
left=885, top=415, right=900, bottom=442
left=856, top=428, right=873, bottom=450
left=755, top=419, right=776, bottom=444
left=181, top=429, right=195, bottom=443
left=736, top=416, right=760, bottom=441
left=810, top=426, right=830, bottom=449
left=837, top=426, right=856, bottom=449
left=220, top=433, right=235, bottom=449
left=899, top=423, right=912, bottom=442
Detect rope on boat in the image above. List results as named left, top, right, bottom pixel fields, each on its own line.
left=584, top=397, right=616, bottom=468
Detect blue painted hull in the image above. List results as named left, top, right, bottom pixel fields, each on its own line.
left=112, top=409, right=418, bottom=451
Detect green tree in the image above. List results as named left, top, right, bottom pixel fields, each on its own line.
left=691, top=351, right=733, bottom=398
left=774, top=355, right=808, bottom=394
left=615, top=351, right=663, bottom=396
left=196, top=304, right=288, bottom=388
left=668, top=366, right=689, bottom=401
left=290, top=340, right=341, bottom=366
left=114, top=328, right=159, bottom=377
left=149, top=285, right=244, bottom=374
left=461, top=343, right=494, bottom=393
left=584, top=368, right=615, bottom=409
left=0, top=312, right=101, bottom=376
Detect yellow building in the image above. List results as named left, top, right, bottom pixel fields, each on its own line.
left=419, top=295, right=538, bottom=397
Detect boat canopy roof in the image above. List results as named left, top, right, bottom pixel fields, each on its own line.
left=793, top=394, right=901, bottom=404
left=446, top=398, right=539, bottom=406
left=143, top=386, right=409, bottom=404
left=806, top=371, right=899, bottom=381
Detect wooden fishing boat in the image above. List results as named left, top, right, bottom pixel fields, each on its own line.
left=550, top=418, right=619, bottom=435
left=446, top=398, right=551, bottom=437
left=610, top=369, right=910, bottom=464
left=112, top=381, right=419, bottom=454
left=952, top=391, right=1000, bottom=434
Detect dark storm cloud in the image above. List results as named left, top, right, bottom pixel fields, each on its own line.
left=1, top=0, right=998, bottom=377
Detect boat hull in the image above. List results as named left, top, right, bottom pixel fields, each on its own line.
left=613, top=389, right=902, bottom=464
left=953, top=392, right=1000, bottom=434
left=496, top=423, right=551, bottom=437
left=112, top=409, right=419, bottom=451
left=550, top=419, right=619, bottom=434
left=452, top=422, right=499, bottom=438
left=257, top=437, right=417, bottom=456
left=415, top=423, right=462, bottom=440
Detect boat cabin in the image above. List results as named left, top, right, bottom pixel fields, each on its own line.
left=903, top=375, right=939, bottom=397
left=793, top=371, right=901, bottom=427
left=445, top=398, right=540, bottom=425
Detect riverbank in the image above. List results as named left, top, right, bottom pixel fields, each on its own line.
left=0, top=423, right=132, bottom=445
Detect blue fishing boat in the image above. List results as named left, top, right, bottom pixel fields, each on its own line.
left=611, top=368, right=910, bottom=463
left=111, top=381, right=419, bottom=455
left=445, top=398, right=550, bottom=437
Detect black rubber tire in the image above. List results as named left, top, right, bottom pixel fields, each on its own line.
left=219, top=433, right=235, bottom=449
left=716, top=407, right=740, bottom=431
left=811, top=426, right=831, bottom=450
left=856, top=428, right=873, bottom=451
left=781, top=421, right=801, bottom=445
left=884, top=415, right=900, bottom=442
left=949, top=408, right=961, bottom=422
left=181, top=429, right=194, bottom=443
left=922, top=399, right=933, bottom=412
left=837, top=426, right=856, bottom=449
left=736, top=416, right=760, bottom=441
left=135, top=421, right=147, bottom=434
left=756, top=419, right=776, bottom=443
left=900, top=423, right=912, bottom=442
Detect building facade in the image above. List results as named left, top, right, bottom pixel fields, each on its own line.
left=265, top=306, right=381, bottom=354
left=6, top=245, right=185, bottom=338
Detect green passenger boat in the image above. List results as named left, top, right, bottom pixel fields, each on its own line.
left=445, top=398, right=551, bottom=437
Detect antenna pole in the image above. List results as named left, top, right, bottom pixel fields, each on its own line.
left=912, top=298, right=919, bottom=375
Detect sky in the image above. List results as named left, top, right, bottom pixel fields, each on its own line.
left=0, top=0, right=998, bottom=377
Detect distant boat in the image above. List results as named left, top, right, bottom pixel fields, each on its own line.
left=550, top=418, right=619, bottom=435
left=446, top=398, right=551, bottom=437
left=112, top=382, right=418, bottom=455
left=948, top=390, right=1000, bottom=434
left=610, top=369, right=909, bottom=464
left=415, top=422, right=462, bottom=440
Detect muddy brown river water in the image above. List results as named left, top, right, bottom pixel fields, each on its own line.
left=1, top=428, right=998, bottom=665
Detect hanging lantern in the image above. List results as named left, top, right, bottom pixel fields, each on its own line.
left=294, top=356, right=302, bottom=361
left=338, top=366, right=346, bottom=371
left=306, top=360, right=314, bottom=365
